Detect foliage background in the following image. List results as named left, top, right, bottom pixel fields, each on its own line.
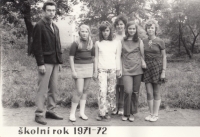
left=1, top=0, right=200, bottom=109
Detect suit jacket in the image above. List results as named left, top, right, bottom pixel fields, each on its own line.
left=32, top=18, right=63, bottom=66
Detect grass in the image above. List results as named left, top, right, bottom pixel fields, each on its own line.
left=1, top=41, right=200, bottom=109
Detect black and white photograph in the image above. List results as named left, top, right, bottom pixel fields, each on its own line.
left=0, top=0, right=200, bottom=137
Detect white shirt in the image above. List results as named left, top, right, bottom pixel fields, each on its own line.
left=96, top=40, right=120, bottom=69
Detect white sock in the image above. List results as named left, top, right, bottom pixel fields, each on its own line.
left=147, top=100, right=153, bottom=115
left=70, top=102, right=78, bottom=119
left=153, top=99, right=161, bottom=116
left=80, top=100, right=88, bottom=119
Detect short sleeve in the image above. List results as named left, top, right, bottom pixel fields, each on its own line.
left=69, top=42, right=78, bottom=56
left=91, top=46, right=95, bottom=56
left=159, top=39, right=165, bottom=50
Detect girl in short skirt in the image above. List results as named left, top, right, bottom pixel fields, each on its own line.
left=94, top=21, right=121, bottom=121
left=143, top=19, right=167, bottom=122
left=69, top=24, right=95, bottom=122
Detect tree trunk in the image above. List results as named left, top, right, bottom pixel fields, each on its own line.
left=24, top=15, right=33, bottom=55
left=20, top=1, right=34, bottom=55
left=191, top=33, right=199, bottom=54
left=179, top=20, right=192, bottom=59
left=178, top=22, right=181, bottom=54
left=115, top=4, right=120, bottom=15
left=180, top=36, right=192, bottom=59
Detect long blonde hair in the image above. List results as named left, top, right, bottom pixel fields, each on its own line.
left=76, top=24, right=93, bottom=50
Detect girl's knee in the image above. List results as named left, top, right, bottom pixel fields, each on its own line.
left=146, top=91, right=153, bottom=100
left=72, top=96, right=80, bottom=103
left=124, top=89, right=132, bottom=95
left=133, top=87, right=140, bottom=94
left=153, top=91, right=161, bottom=99
left=83, top=87, right=89, bottom=94
left=146, top=90, right=152, bottom=96
left=75, top=90, right=83, bottom=97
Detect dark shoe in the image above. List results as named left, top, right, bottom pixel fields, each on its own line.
left=45, top=112, right=63, bottom=120
left=104, top=114, right=111, bottom=119
left=112, top=109, right=118, bottom=115
left=35, top=116, right=47, bottom=125
left=96, top=115, right=104, bottom=121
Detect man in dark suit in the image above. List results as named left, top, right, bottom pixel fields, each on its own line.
left=32, top=1, right=63, bottom=125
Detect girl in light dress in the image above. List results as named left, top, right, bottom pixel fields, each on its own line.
left=94, top=21, right=121, bottom=121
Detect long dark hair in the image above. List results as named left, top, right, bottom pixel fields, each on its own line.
left=114, top=14, right=128, bottom=28
left=124, top=21, right=139, bottom=42
left=99, top=21, right=113, bottom=41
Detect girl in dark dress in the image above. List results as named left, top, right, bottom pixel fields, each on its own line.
left=121, top=21, right=146, bottom=122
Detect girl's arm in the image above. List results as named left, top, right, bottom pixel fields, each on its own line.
left=69, top=42, right=78, bottom=78
left=161, top=49, right=167, bottom=78
left=94, top=41, right=99, bottom=79
left=139, top=39, right=145, bottom=59
left=139, top=39, right=146, bottom=69
left=116, top=41, right=122, bottom=77
left=119, top=42, right=123, bottom=77
left=69, top=56, right=77, bottom=78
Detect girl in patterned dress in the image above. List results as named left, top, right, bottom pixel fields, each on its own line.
left=121, top=21, right=146, bottom=122
left=69, top=24, right=95, bottom=122
left=93, top=21, right=122, bottom=121
left=143, top=19, right=167, bottom=122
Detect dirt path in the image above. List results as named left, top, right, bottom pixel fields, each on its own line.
left=2, top=107, right=200, bottom=126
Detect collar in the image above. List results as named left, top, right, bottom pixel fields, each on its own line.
left=42, top=17, right=53, bottom=25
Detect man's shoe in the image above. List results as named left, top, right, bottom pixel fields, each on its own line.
left=35, top=116, right=47, bottom=125
left=45, top=112, right=63, bottom=120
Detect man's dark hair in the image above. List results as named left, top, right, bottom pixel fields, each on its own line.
left=42, top=1, right=57, bottom=11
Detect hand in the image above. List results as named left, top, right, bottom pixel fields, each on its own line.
left=38, top=65, right=46, bottom=74
left=141, top=59, right=147, bottom=69
left=72, top=71, right=77, bottom=79
left=59, top=64, right=62, bottom=72
left=116, top=70, right=122, bottom=78
left=93, top=72, right=98, bottom=80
